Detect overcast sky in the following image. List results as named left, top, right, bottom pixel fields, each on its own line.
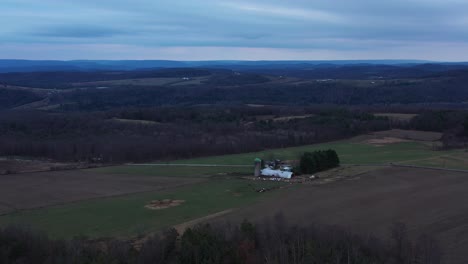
left=1, top=0, right=468, bottom=61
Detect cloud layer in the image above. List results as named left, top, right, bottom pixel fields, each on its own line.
left=1, top=0, right=468, bottom=60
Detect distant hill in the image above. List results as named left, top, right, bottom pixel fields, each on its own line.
left=0, top=59, right=448, bottom=73
left=0, top=68, right=212, bottom=89
left=2, top=64, right=468, bottom=111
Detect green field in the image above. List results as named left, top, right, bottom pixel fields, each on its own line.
left=169, top=141, right=457, bottom=165
left=399, top=152, right=468, bottom=170
left=93, top=140, right=463, bottom=177
left=0, top=179, right=285, bottom=239
left=2, top=135, right=467, bottom=239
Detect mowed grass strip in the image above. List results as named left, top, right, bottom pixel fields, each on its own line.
left=172, top=141, right=453, bottom=165
left=0, top=179, right=285, bottom=239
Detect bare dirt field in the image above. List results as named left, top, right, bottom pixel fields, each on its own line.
left=0, top=169, right=203, bottom=215
left=0, top=158, right=88, bottom=174
left=369, top=129, right=442, bottom=141
left=144, top=199, right=185, bottom=210
left=353, top=129, right=442, bottom=144
left=364, top=136, right=411, bottom=145
left=374, top=113, right=419, bottom=121
left=214, top=167, right=468, bottom=264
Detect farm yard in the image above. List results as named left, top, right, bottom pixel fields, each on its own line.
left=1, top=129, right=468, bottom=262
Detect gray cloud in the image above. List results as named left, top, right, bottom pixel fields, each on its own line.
left=33, top=25, right=128, bottom=38
left=1, top=0, right=468, bottom=60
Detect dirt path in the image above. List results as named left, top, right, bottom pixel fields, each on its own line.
left=131, top=209, right=236, bottom=250
left=173, top=209, right=235, bottom=234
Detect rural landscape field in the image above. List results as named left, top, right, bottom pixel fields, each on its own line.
left=4, top=0, right=468, bottom=263
left=3, top=62, right=468, bottom=263
left=2, top=123, right=468, bottom=262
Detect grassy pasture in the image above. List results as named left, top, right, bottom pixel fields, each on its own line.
left=0, top=179, right=285, bottom=239
left=398, top=152, right=468, bottom=170
left=92, top=138, right=461, bottom=177
left=2, top=129, right=467, bottom=240
left=170, top=141, right=440, bottom=165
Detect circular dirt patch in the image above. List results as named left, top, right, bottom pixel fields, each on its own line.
left=365, top=137, right=410, bottom=146
left=145, top=199, right=185, bottom=210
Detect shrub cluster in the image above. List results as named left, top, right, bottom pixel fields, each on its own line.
left=299, top=149, right=340, bottom=174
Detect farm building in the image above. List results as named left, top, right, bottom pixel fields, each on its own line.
left=255, top=158, right=294, bottom=179
left=260, top=167, right=293, bottom=179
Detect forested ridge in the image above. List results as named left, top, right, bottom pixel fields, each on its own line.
left=0, top=107, right=390, bottom=163
left=1, top=66, right=468, bottom=111
left=1, top=65, right=468, bottom=163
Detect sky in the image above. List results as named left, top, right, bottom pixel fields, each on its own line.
left=1, top=0, right=468, bottom=61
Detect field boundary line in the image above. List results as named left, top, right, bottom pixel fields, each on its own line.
left=129, top=163, right=251, bottom=167
left=343, top=163, right=468, bottom=173
left=392, top=164, right=468, bottom=173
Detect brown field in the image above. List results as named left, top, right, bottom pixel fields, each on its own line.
left=0, top=158, right=85, bottom=174
left=73, top=76, right=209, bottom=87
left=364, top=137, right=411, bottom=145
left=375, top=113, right=419, bottom=121
left=214, top=167, right=468, bottom=264
left=0, top=169, right=203, bottom=215
left=144, top=199, right=185, bottom=210
left=251, top=114, right=315, bottom=122
left=363, top=129, right=442, bottom=142
left=272, top=114, right=315, bottom=122
left=108, top=118, right=160, bottom=125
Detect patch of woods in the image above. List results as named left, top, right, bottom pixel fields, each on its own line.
left=299, top=150, right=340, bottom=174
left=0, top=216, right=442, bottom=264
left=408, top=110, right=468, bottom=149
left=0, top=89, right=42, bottom=110
left=2, top=104, right=468, bottom=164
left=0, top=107, right=390, bottom=163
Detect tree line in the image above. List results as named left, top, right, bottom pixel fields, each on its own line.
left=299, top=150, right=340, bottom=174
left=0, top=216, right=442, bottom=264
left=6, top=105, right=468, bottom=164
left=0, top=107, right=390, bottom=164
